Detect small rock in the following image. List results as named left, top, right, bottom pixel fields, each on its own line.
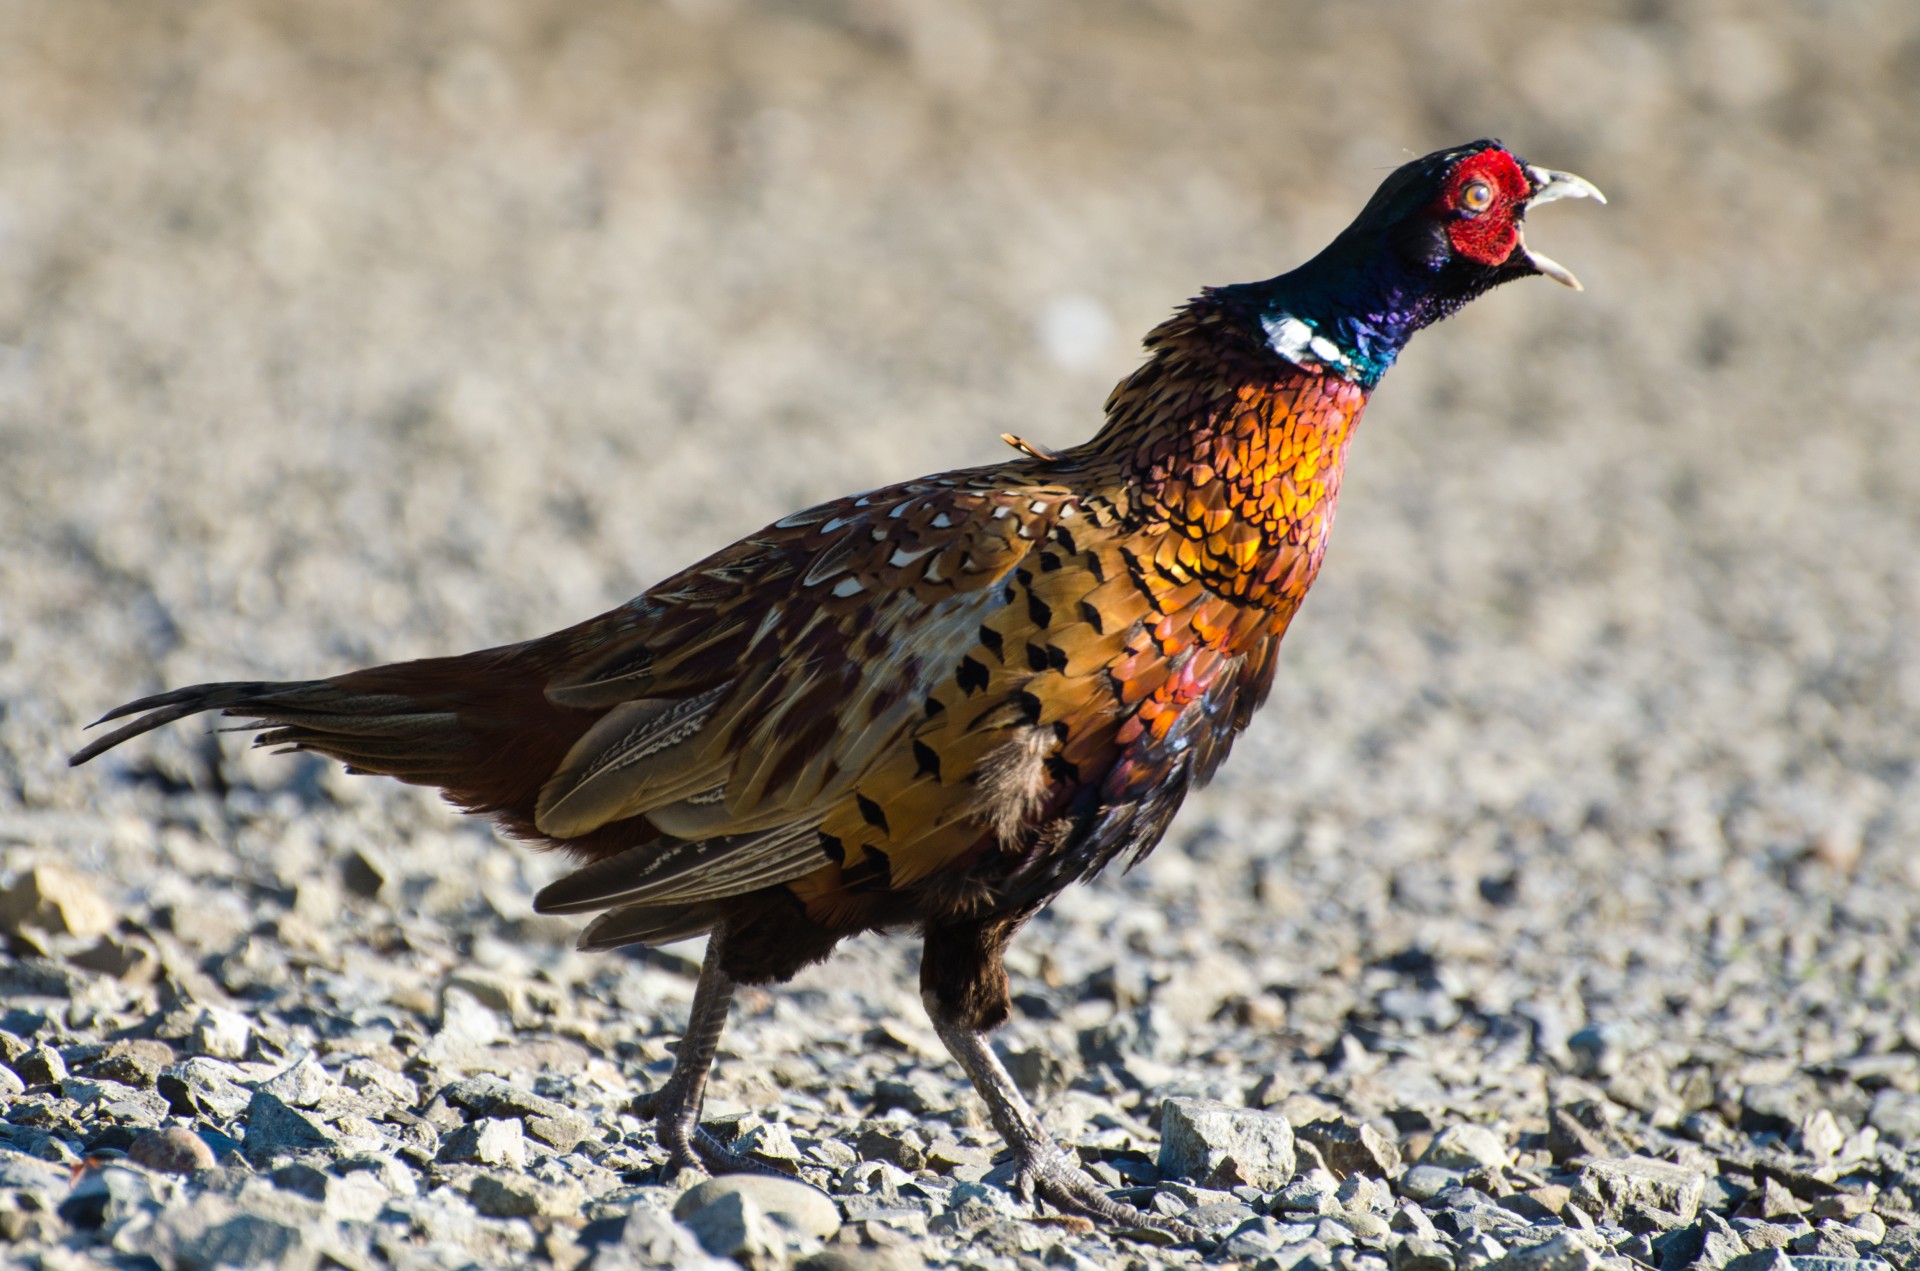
left=1745, top=1176, right=1805, bottom=1220
left=1397, top=1164, right=1465, bottom=1201
left=674, top=1174, right=841, bottom=1239
left=1841, top=1213, right=1886, bottom=1244
left=680, top=1189, right=779, bottom=1259
left=436, top=986, right=505, bottom=1049
left=57, top=1164, right=159, bottom=1231
left=796, top=1251, right=922, bottom=1271
left=1575, top=1156, right=1705, bottom=1222
left=0, top=1065, right=22, bottom=1099
left=440, top=1074, right=593, bottom=1152
left=470, top=1172, right=585, bottom=1219
left=64, top=1076, right=169, bottom=1124
left=1866, top=1090, right=1920, bottom=1147
left=855, top=1124, right=926, bottom=1171
left=1270, top=1168, right=1342, bottom=1214
left=923, top=1137, right=992, bottom=1176
left=1393, top=1236, right=1455, bottom=1270
left=1484, top=1232, right=1606, bottom=1268
left=177, top=1213, right=313, bottom=1271
left=75, top=1039, right=171, bottom=1087
left=1421, top=1124, right=1509, bottom=1173
left=996, top=1042, right=1072, bottom=1097
left=341, top=846, right=391, bottom=900
left=1809, top=1195, right=1873, bottom=1221
left=1218, top=1216, right=1295, bottom=1258
left=1799, top=1109, right=1846, bottom=1160
left=159, top=1057, right=253, bottom=1120
left=437, top=1117, right=528, bottom=1168
left=1740, top=1082, right=1811, bottom=1135
left=1722, top=1253, right=1793, bottom=1271
left=269, top=1161, right=332, bottom=1200
left=1158, top=1097, right=1296, bottom=1190
left=189, top=1007, right=252, bottom=1060
left=1655, top=1212, right=1748, bottom=1268
left=1547, top=1105, right=1611, bottom=1163
left=260, top=1051, right=334, bottom=1109
left=1300, top=1116, right=1403, bottom=1178
left=13, top=1043, right=66, bottom=1086
left=0, top=863, right=115, bottom=938
left=242, top=1091, right=341, bottom=1165
left=324, top=1170, right=392, bottom=1222
left=1079, top=1004, right=1181, bottom=1066
left=67, top=935, right=160, bottom=984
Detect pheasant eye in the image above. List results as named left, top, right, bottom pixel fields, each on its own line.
left=1460, top=180, right=1494, bottom=214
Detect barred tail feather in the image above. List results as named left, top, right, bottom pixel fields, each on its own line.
left=69, top=648, right=613, bottom=854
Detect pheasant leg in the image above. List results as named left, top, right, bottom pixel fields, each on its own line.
left=637, top=929, right=782, bottom=1177
left=925, top=994, right=1203, bottom=1243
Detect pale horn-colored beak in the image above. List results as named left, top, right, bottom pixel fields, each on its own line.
left=1518, top=164, right=1606, bottom=290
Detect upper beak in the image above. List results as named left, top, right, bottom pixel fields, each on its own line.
left=1516, top=164, right=1606, bottom=290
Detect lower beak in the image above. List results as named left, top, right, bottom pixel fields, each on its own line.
left=1518, top=165, right=1606, bottom=290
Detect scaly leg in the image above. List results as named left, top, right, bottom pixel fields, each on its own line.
left=636, top=928, right=784, bottom=1177
left=920, top=918, right=1202, bottom=1243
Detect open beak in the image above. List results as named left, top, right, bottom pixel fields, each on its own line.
left=1516, top=165, right=1606, bottom=291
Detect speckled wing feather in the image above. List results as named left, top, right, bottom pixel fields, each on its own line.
left=526, top=472, right=1085, bottom=924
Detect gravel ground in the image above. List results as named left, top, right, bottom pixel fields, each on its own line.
left=4, top=2, right=1919, bottom=1269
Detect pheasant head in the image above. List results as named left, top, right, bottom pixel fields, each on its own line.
left=1216, top=139, right=1605, bottom=388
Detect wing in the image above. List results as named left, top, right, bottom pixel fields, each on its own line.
left=529, top=470, right=1087, bottom=938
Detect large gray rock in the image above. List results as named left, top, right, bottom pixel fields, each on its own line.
left=1484, top=1232, right=1608, bottom=1269
left=436, top=1116, right=528, bottom=1168
left=1574, top=1156, right=1706, bottom=1223
left=590, top=1206, right=734, bottom=1271
left=1421, top=1123, right=1509, bottom=1173
left=1158, top=1098, right=1297, bottom=1190
left=674, top=1174, right=841, bottom=1239
left=439, top=1073, right=593, bottom=1152
left=1866, top=1090, right=1920, bottom=1147
left=469, top=1172, right=585, bottom=1219
left=160, top=1057, right=253, bottom=1120
left=178, top=1212, right=316, bottom=1271
left=242, top=1091, right=341, bottom=1165
left=680, top=1189, right=780, bottom=1260
left=1299, top=1116, right=1403, bottom=1178
left=0, top=864, right=114, bottom=938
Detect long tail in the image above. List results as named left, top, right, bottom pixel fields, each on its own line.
left=69, top=645, right=601, bottom=846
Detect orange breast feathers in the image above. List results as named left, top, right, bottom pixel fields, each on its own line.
left=1136, top=376, right=1366, bottom=609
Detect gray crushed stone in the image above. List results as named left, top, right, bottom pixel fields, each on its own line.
left=5, top=2, right=1919, bottom=1270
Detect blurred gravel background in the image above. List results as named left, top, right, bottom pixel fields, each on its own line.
left=3, top=2, right=1919, bottom=1268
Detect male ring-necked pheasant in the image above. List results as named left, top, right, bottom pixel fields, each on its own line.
left=74, top=141, right=1601, bottom=1239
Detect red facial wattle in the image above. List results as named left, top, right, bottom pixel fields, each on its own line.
left=1433, top=148, right=1533, bottom=267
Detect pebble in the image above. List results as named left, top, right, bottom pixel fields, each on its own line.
left=1421, top=1123, right=1509, bottom=1173
left=1299, top=1115, right=1403, bottom=1178
left=1393, top=1236, right=1456, bottom=1269
left=13, top=1043, right=66, bottom=1086
left=1573, top=1156, right=1706, bottom=1222
left=437, top=1116, right=528, bottom=1169
left=243, top=1091, right=342, bottom=1165
left=1866, top=1091, right=1920, bottom=1147
left=0, top=864, right=115, bottom=938
left=1483, top=1232, right=1607, bottom=1268
left=188, top=1007, right=252, bottom=1060
left=1158, top=1097, right=1297, bottom=1190
left=159, top=1056, right=254, bottom=1120
left=469, top=1172, right=585, bottom=1219
left=1398, top=1165, right=1466, bottom=1201
left=675, top=1174, right=843, bottom=1239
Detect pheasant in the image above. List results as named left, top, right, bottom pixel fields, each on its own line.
left=73, top=140, right=1601, bottom=1239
